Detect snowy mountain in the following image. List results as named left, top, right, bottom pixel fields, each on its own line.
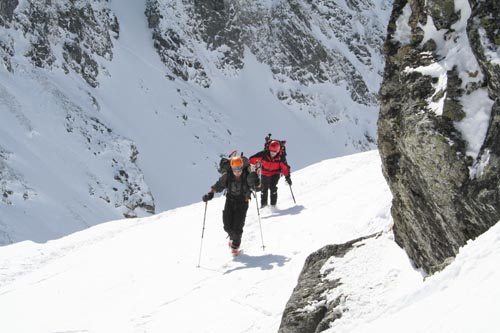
left=0, top=0, right=392, bottom=245
left=2, top=1, right=500, bottom=330
left=1, top=150, right=498, bottom=332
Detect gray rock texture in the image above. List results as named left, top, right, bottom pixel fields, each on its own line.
left=0, top=0, right=18, bottom=26
left=2, top=0, right=118, bottom=86
left=144, top=0, right=388, bottom=105
left=378, top=0, right=500, bottom=273
left=279, top=234, right=379, bottom=333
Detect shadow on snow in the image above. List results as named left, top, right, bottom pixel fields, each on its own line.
left=260, top=205, right=305, bottom=219
left=223, top=253, right=290, bottom=274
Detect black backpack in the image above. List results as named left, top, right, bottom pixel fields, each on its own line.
left=217, top=150, right=249, bottom=174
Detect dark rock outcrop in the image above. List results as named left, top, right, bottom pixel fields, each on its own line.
left=5, top=0, right=118, bottom=86
left=194, top=0, right=244, bottom=71
left=279, top=233, right=379, bottom=333
left=145, top=0, right=211, bottom=87
left=0, top=0, right=18, bottom=26
left=378, top=0, right=500, bottom=273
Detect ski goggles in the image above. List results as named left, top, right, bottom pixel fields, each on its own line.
left=231, top=166, right=243, bottom=172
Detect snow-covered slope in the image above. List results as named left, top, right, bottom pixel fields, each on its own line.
left=0, top=150, right=395, bottom=332
left=1, top=150, right=498, bottom=332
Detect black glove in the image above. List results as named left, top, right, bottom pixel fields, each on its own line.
left=253, top=180, right=261, bottom=191
left=202, top=192, right=214, bottom=202
left=251, top=184, right=261, bottom=192
left=285, top=176, right=292, bottom=185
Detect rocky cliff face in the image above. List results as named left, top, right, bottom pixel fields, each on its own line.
left=144, top=0, right=389, bottom=143
left=378, top=0, right=500, bottom=273
left=0, top=0, right=119, bottom=86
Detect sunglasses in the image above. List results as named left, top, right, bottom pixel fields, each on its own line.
left=232, top=167, right=243, bottom=172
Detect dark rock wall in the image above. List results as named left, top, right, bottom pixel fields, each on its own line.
left=2, top=0, right=118, bottom=87
left=144, top=0, right=385, bottom=105
left=0, top=0, right=18, bottom=26
left=378, top=0, right=500, bottom=273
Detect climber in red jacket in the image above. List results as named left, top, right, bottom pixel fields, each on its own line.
left=249, top=140, right=291, bottom=208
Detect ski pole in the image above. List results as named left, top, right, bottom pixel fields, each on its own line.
left=253, top=190, right=266, bottom=251
left=197, top=201, right=208, bottom=267
left=289, top=184, right=296, bottom=204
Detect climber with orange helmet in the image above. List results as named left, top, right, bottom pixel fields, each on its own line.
left=202, top=155, right=259, bottom=255
left=249, top=139, right=291, bottom=209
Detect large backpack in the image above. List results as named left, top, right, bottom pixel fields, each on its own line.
left=217, top=150, right=250, bottom=175
left=264, top=133, right=287, bottom=160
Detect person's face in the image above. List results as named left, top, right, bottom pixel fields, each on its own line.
left=232, top=167, right=243, bottom=176
left=270, top=151, right=278, bottom=158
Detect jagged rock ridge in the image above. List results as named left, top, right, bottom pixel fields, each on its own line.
left=145, top=0, right=390, bottom=147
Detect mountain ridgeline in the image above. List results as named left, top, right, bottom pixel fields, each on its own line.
left=145, top=0, right=380, bottom=104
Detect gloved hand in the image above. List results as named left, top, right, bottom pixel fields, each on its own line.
left=202, top=192, right=214, bottom=202
left=251, top=183, right=261, bottom=192
left=285, top=176, right=292, bottom=185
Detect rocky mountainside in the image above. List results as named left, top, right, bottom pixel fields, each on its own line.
left=145, top=0, right=382, bottom=106
left=0, top=0, right=154, bottom=244
left=378, top=0, right=500, bottom=274
left=144, top=0, right=390, bottom=137
left=0, top=0, right=391, bottom=244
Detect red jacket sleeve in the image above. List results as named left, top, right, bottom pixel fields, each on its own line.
left=249, top=151, right=266, bottom=165
left=281, top=161, right=290, bottom=177
left=249, top=156, right=262, bottom=165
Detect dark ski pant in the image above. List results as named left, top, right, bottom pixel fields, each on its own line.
left=260, top=174, right=280, bottom=207
left=222, top=198, right=249, bottom=248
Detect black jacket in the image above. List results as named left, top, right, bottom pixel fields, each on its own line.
left=212, top=168, right=259, bottom=201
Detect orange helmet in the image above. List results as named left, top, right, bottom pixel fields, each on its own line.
left=230, top=156, right=244, bottom=170
left=269, top=140, right=281, bottom=153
